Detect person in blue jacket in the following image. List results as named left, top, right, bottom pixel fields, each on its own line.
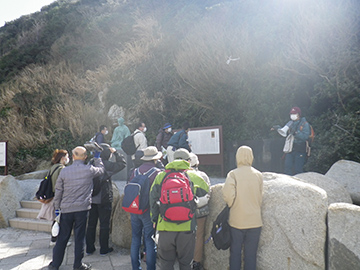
left=166, top=122, right=191, bottom=163
left=284, top=107, right=311, bottom=175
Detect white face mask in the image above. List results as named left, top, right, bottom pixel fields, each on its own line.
left=105, top=130, right=109, bottom=135
left=167, top=128, right=172, bottom=132
left=290, top=114, right=298, bottom=121
left=64, top=157, right=70, bottom=165
left=143, top=127, right=147, bottom=133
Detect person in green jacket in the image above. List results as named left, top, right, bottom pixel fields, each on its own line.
left=150, top=148, right=209, bottom=270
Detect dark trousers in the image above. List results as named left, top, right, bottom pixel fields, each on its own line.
left=50, top=210, right=88, bottom=269
left=230, top=226, right=261, bottom=270
left=157, top=231, right=195, bottom=270
left=284, top=151, right=306, bottom=176
left=86, top=203, right=112, bottom=254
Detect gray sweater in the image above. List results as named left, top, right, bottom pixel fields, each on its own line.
left=54, top=158, right=104, bottom=213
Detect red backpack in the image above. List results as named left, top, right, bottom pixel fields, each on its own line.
left=159, top=169, right=197, bottom=224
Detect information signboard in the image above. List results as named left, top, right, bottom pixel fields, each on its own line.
left=188, top=128, right=220, bottom=155
left=0, top=142, right=6, bottom=167
left=187, top=126, right=224, bottom=176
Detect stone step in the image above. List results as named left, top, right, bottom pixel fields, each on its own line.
left=16, top=208, right=39, bottom=219
left=9, top=217, right=52, bottom=232
left=20, top=200, right=42, bottom=210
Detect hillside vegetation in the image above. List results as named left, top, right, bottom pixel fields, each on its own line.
left=0, top=0, right=359, bottom=175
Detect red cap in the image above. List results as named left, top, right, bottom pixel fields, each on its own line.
left=289, top=107, right=301, bottom=115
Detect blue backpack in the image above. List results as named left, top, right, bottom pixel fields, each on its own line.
left=122, top=167, right=157, bottom=214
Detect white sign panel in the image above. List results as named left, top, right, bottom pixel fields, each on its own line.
left=188, top=128, right=220, bottom=155
left=0, top=142, right=6, bottom=166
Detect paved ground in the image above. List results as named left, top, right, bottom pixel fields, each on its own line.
left=5, top=177, right=225, bottom=270
left=0, top=227, right=138, bottom=270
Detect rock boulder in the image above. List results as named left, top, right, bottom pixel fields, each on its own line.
left=295, top=172, right=352, bottom=205
left=204, top=173, right=328, bottom=270
left=325, top=160, right=360, bottom=204
left=203, top=184, right=229, bottom=270
left=328, top=203, right=360, bottom=270
left=0, top=175, right=25, bottom=227
left=259, top=173, right=328, bottom=270
left=111, top=194, right=132, bottom=248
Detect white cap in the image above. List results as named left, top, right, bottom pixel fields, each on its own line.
left=189, top=152, right=199, bottom=167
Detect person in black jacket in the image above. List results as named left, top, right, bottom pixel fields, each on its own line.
left=85, top=144, right=126, bottom=255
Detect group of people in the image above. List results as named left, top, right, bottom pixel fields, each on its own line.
left=45, top=144, right=126, bottom=270
left=40, top=107, right=311, bottom=270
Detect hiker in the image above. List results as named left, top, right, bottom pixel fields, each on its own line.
left=95, top=125, right=109, bottom=145
left=150, top=148, right=209, bottom=270
left=133, top=122, right=148, bottom=154
left=155, top=123, right=173, bottom=164
left=48, top=146, right=105, bottom=270
left=37, top=149, right=69, bottom=245
left=222, top=146, right=263, bottom=270
left=128, top=146, right=163, bottom=270
left=166, top=122, right=191, bottom=163
left=188, top=153, right=210, bottom=270
left=86, top=144, right=126, bottom=256
left=273, top=107, right=311, bottom=175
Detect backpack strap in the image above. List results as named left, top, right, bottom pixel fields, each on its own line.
left=135, top=167, right=158, bottom=178
left=48, top=164, right=62, bottom=178
left=160, top=169, right=193, bottom=190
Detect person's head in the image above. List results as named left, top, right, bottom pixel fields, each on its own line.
left=117, top=117, right=124, bottom=126
left=51, top=149, right=69, bottom=165
left=99, top=143, right=113, bottom=161
left=137, top=122, right=147, bottom=133
left=133, top=150, right=145, bottom=168
left=289, top=107, right=301, bottom=121
left=182, top=121, right=190, bottom=132
left=100, top=125, right=108, bottom=135
left=72, top=146, right=87, bottom=161
left=236, top=145, right=254, bottom=167
left=174, top=148, right=191, bottom=162
left=189, top=152, right=199, bottom=168
left=141, top=146, right=162, bottom=163
left=163, top=123, right=172, bottom=133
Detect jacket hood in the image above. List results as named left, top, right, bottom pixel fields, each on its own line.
left=165, top=159, right=191, bottom=170
left=236, top=146, right=254, bottom=167
left=117, top=117, right=124, bottom=126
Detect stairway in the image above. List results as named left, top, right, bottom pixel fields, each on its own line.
left=9, top=200, right=52, bottom=232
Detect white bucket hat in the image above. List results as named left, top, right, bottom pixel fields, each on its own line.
left=141, top=146, right=162, bottom=161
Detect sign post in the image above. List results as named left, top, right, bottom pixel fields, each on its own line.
left=188, top=126, right=224, bottom=176
left=0, top=141, right=8, bottom=175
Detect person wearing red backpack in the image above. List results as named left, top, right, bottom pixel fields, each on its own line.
left=150, top=148, right=209, bottom=270
left=128, top=146, right=163, bottom=270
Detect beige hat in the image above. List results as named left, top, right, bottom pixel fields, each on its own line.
left=174, top=148, right=190, bottom=160
left=189, top=152, right=199, bottom=167
left=141, top=146, right=162, bottom=161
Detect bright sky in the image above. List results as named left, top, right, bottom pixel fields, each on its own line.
left=0, top=0, right=56, bottom=27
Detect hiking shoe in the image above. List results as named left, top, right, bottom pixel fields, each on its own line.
left=73, top=262, right=92, bottom=270
left=86, top=248, right=96, bottom=255
left=191, top=261, right=202, bottom=270
left=100, top=247, right=114, bottom=255
left=48, top=263, right=59, bottom=270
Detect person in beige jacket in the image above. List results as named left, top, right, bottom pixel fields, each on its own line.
left=222, top=145, right=263, bottom=270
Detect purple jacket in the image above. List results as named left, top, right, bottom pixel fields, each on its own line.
left=129, top=161, right=163, bottom=186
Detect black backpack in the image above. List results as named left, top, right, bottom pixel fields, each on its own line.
left=36, top=165, right=61, bottom=203
left=121, top=131, right=140, bottom=155
left=211, top=206, right=231, bottom=250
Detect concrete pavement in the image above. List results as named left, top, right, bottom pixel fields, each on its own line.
left=0, top=227, right=135, bottom=270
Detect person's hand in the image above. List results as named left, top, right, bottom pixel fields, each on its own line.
left=55, top=209, right=61, bottom=217
left=110, top=147, right=116, bottom=153
left=94, top=151, right=101, bottom=158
